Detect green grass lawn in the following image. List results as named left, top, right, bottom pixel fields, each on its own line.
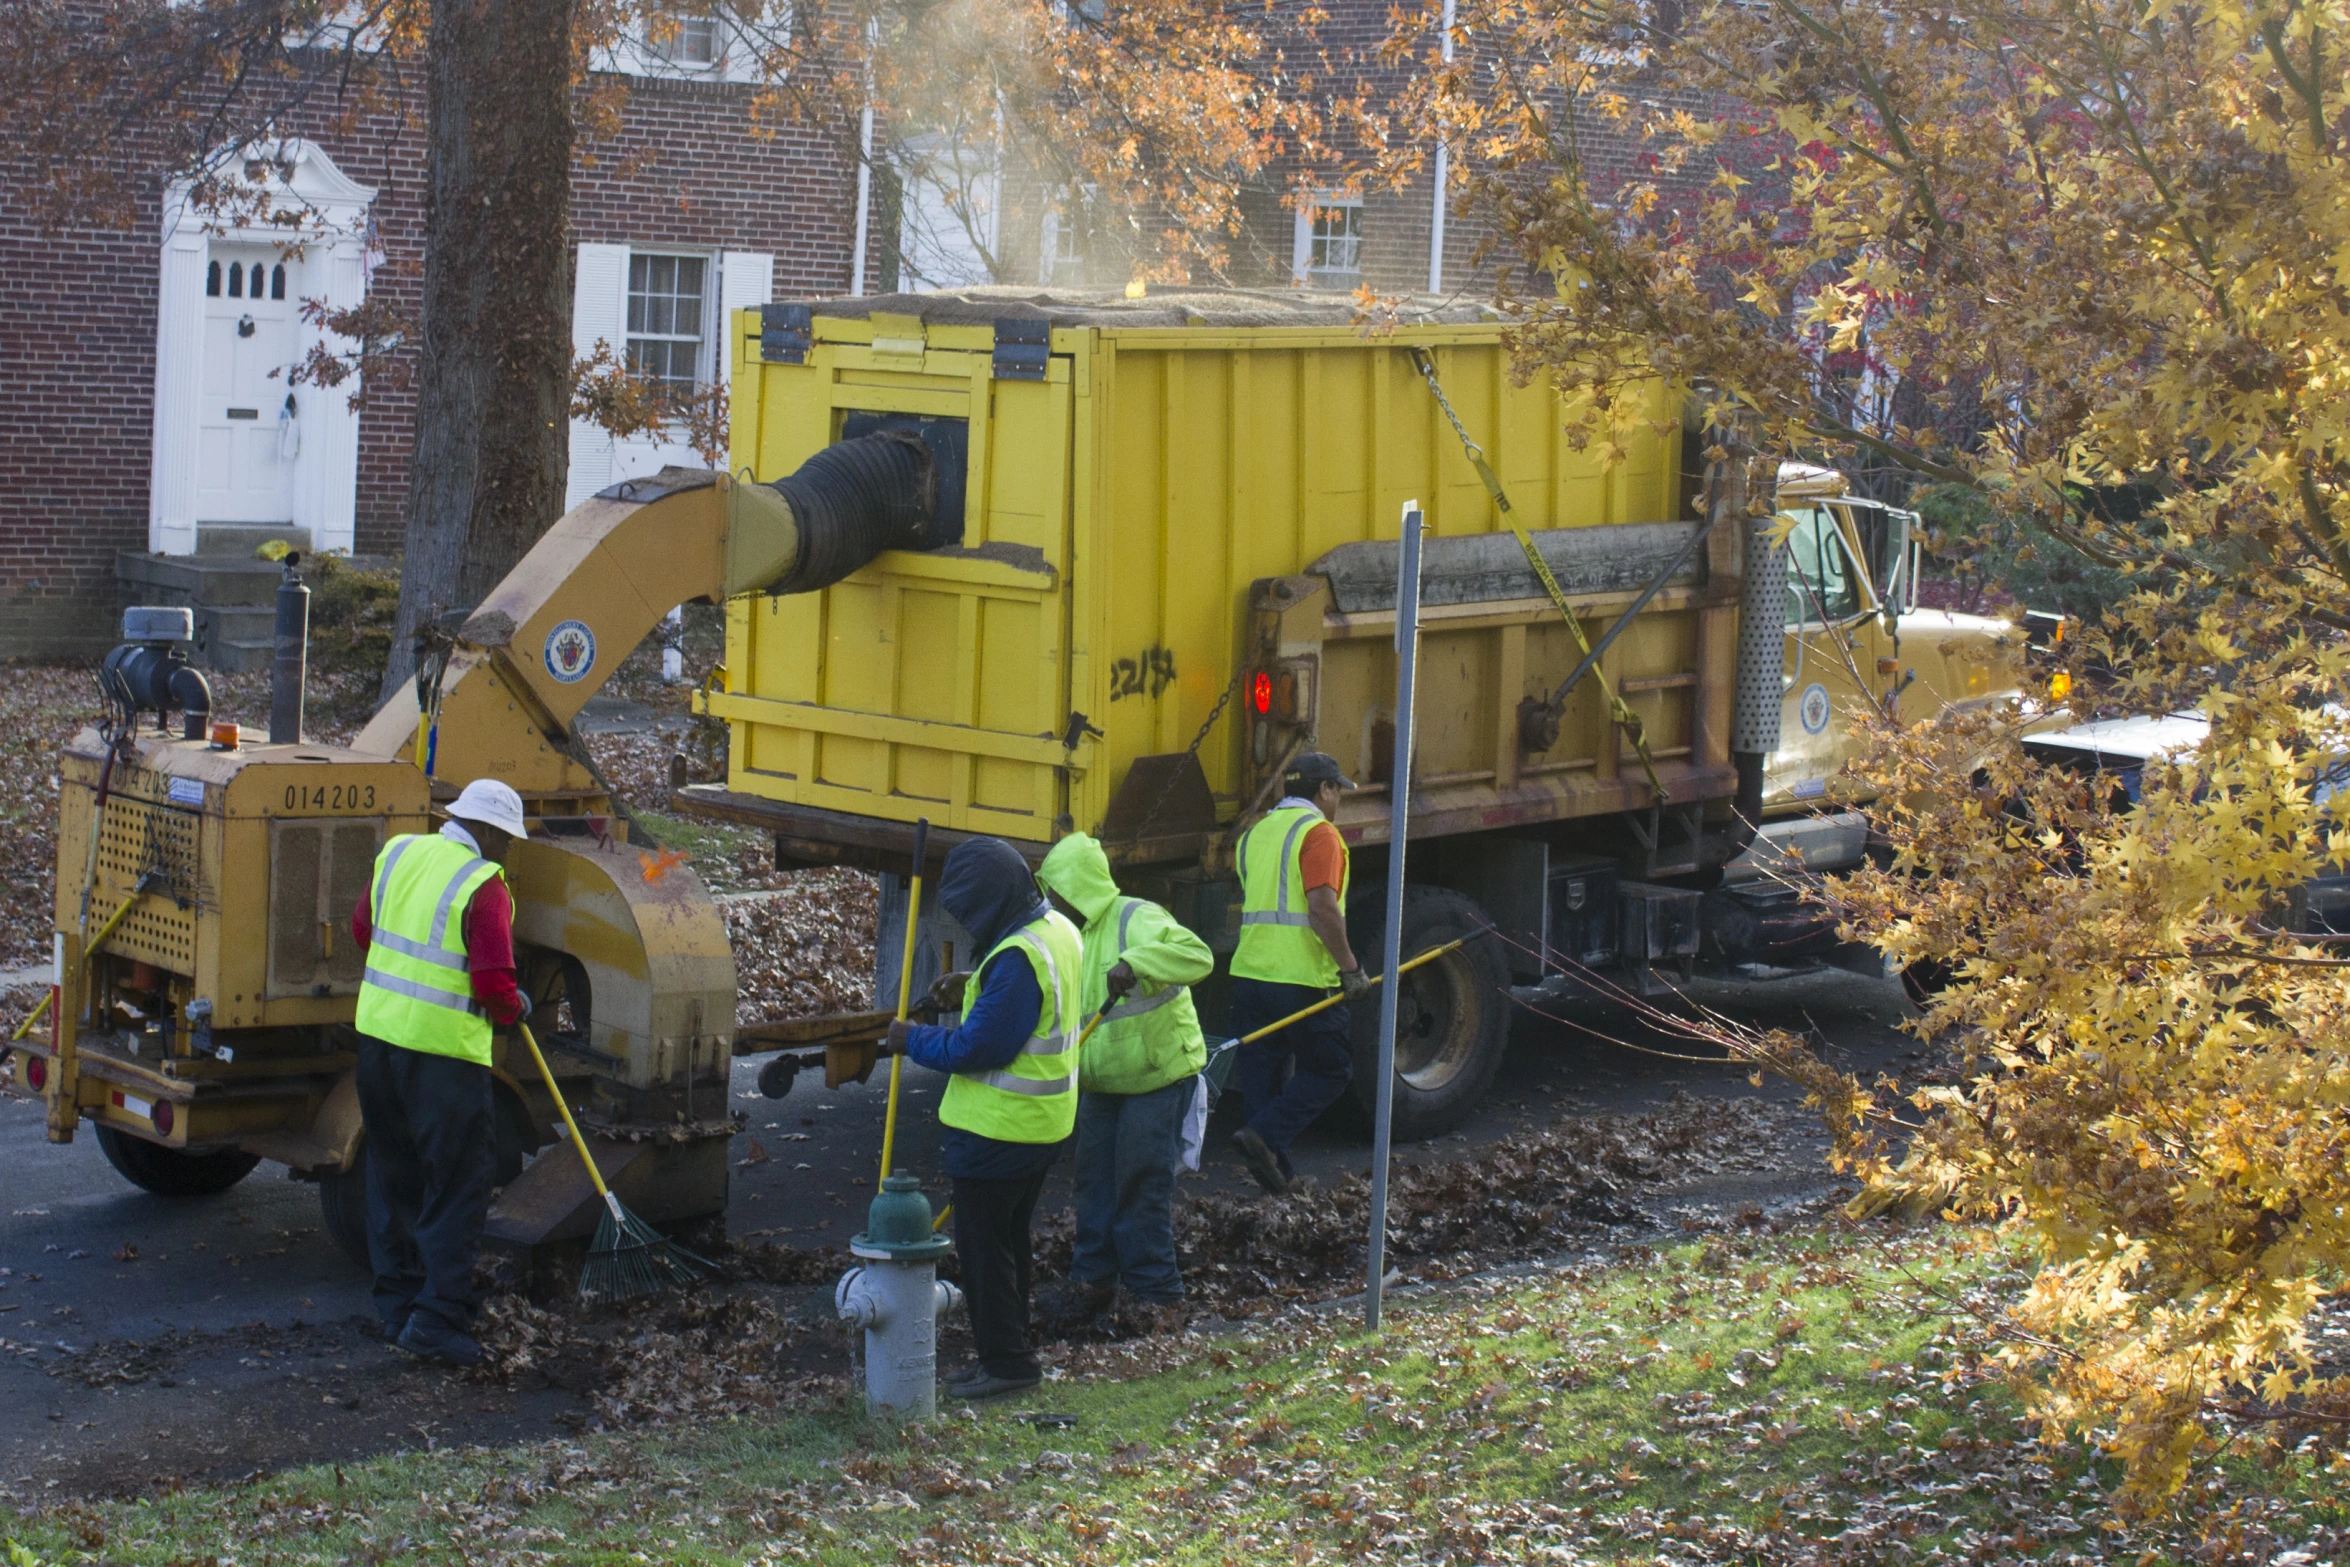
left=9, top=1224, right=2343, bottom=1565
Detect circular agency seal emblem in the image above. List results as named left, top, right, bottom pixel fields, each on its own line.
left=543, top=619, right=597, bottom=684
left=1798, top=681, right=1833, bottom=735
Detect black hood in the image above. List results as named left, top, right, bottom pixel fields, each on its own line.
left=937, top=836, right=1047, bottom=959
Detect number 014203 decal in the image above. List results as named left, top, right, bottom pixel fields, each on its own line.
left=282, top=783, right=378, bottom=811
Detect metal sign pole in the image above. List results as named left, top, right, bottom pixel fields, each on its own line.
left=1366, top=501, right=1425, bottom=1332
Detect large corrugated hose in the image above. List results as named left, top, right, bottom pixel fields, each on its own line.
left=767, top=429, right=948, bottom=596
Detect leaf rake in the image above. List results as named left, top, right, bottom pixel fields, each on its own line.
left=518, top=1020, right=711, bottom=1303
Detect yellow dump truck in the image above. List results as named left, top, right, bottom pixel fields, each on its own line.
left=7, top=287, right=2017, bottom=1254
left=679, top=289, right=2021, bottom=1137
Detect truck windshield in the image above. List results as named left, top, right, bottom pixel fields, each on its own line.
left=1784, top=506, right=1862, bottom=626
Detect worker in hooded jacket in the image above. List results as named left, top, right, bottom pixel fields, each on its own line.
left=888, top=836, right=1084, bottom=1401
left=1033, top=832, right=1212, bottom=1320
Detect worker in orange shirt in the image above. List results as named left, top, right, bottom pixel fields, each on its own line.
left=1225, top=752, right=1372, bottom=1195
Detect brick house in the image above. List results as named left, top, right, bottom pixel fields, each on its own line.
left=0, top=27, right=877, bottom=659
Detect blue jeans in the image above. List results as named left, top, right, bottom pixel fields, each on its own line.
left=1227, top=976, right=1353, bottom=1173
left=1070, top=1075, right=1194, bottom=1303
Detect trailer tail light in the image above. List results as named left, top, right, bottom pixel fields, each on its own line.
left=152, top=1099, right=174, bottom=1137
left=1251, top=665, right=1312, bottom=721
left=24, top=1055, right=44, bottom=1091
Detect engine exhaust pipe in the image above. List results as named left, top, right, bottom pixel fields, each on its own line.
left=271, top=554, right=309, bottom=745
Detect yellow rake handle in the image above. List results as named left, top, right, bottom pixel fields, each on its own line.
left=518, top=1020, right=616, bottom=1208
left=878, top=818, right=931, bottom=1195
left=1235, top=937, right=1468, bottom=1047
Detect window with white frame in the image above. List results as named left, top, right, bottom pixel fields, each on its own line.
left=625, top=253, right=708, bottom=388
left=654, top=13, right=720, bottom=65
left=1293, top=196, right=1365, bottom=289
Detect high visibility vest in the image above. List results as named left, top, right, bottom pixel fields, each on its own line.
left=1231, top=804, right=1349, bottom=988
left=938, top=911, right=1085, bottom=1144
left=1080, top=897, right=1209, bottom=1097
left=354, top=832, right=503, bottom=1066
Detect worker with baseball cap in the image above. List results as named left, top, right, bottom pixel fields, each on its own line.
left=349, top=778, right=534, bottom=1368
left=1226, top=752, right=1371, bottom=1195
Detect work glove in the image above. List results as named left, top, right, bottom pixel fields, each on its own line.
left=886, top=1018, right=914, bottom=1054
left=1104, top=960, right=1139, bottom=1004
left=513, top=990, right=535, bottom=1022
left=919, top=970, right=973, bottom=1015
left=1339, top=966, right=1376, bottom=1003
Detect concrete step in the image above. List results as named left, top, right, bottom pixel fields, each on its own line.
left=208, top=639, right=277, bottom=674
left=117, top=550, right=282, bottom=607
left=194, top=606, right=285, bottom=673
left=196, top=524, right=311, bottom=558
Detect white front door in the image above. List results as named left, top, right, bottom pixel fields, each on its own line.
left=197, top=245, right=300, bottom=523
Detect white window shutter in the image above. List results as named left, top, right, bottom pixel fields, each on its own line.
left=717, top=250, right=774, bottom=389
left=567, top=242, right=629, bottom=510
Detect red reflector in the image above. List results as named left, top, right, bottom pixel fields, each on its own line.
left=1252, top=672, right=1272, bottom=713
left=152, top=1099, right=174, bottom=1136
left=25, top=1055, right=45, bottom=1091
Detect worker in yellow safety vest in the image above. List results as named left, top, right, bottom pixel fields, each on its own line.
left=1226, top=751, right=1371, bottom=1195
left=887, top=836, right=1083, bottom=1401
left=1033, top=831, right=1212, bottom=1323
left=349, top=778, right=534, bottom=1369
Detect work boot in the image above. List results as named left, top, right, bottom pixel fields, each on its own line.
left=395, top=1313, right=486, bottom=1369
left=1231, top=1127, right=1292, bottom=1195
left=1034, top=1278, right=1115, bottom=1330
left=381, top=1308, right=412, bottom=1344
left=951, top=1367, right=1043, bottom=1402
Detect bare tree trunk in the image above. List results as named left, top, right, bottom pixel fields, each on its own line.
left=385, top=0, right=574, bottom=699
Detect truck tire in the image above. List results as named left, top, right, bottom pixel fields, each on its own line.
left=1345, top=887, right=1512, bottom=1141
left=93, top=1124, right=259, bottom=1197
left=318, top=1090, right=531, bottom=1270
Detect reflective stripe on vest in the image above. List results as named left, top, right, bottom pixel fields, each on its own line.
left=938, top=911, right=1085, bottom=1142
left=1080, top=898, right=1209, bottom=1096
left=1230, top=805, right=1349, bottom=987
left=353, top=833, right=501, bottom=1065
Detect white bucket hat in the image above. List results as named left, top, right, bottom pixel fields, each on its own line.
left=447, top=778, right=528, bottom=839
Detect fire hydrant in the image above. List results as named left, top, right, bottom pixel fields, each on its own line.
left=837, top=1173, right=960, bottom=1419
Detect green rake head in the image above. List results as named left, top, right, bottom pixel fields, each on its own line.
left=579, top=1193, right=714, bottom=1305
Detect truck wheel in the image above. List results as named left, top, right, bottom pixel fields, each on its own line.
left=1346, top=887, right=1512, bottom=1142
left=93, top=1124, right=260, bottom=1197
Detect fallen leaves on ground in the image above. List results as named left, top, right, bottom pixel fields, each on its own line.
left=1040, top=1092, right=1818, bottom=1322
left=723, top=871, right=879, bottom=1026
left=472, top=1290, right=841, bottom=1435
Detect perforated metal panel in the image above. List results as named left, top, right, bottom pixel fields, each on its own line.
left=92, top=799, right=202, bottom=971
left=1731, top=519, right=1791, bottom=757
left=267, top=818, right=385, bottom=999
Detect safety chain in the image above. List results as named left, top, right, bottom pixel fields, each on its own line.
left=1120, top=664, right=1248, bottom=846
left=1409, top=348, right=1669, bottom=804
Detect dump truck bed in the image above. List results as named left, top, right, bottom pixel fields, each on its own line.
left=698, top=287, right=1718, bottom=866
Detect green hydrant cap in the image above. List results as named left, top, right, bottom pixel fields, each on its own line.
left=851, top=1171, right=953, bottom=1261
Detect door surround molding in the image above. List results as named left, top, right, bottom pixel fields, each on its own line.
left=150, top=139, right=376, bottom=556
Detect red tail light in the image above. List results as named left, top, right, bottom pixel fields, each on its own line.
left=24, top=1055, right=45, bottom=1091
left=1252, top=672, right=1272, bottom=713
left=152, top=1099, right=175, bottom=1136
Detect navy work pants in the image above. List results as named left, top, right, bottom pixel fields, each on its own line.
left=356, top=1034, right=495, bottom=1335
left=952, top=1166, right=1050, bottom=1379
left=1227, top=976, right=1353, bottom=1173
left=1070, top=1075, right=1195, bottom=1303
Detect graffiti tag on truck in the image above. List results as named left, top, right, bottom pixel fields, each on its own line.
left=1110, top=646, right=1178, bottom=701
